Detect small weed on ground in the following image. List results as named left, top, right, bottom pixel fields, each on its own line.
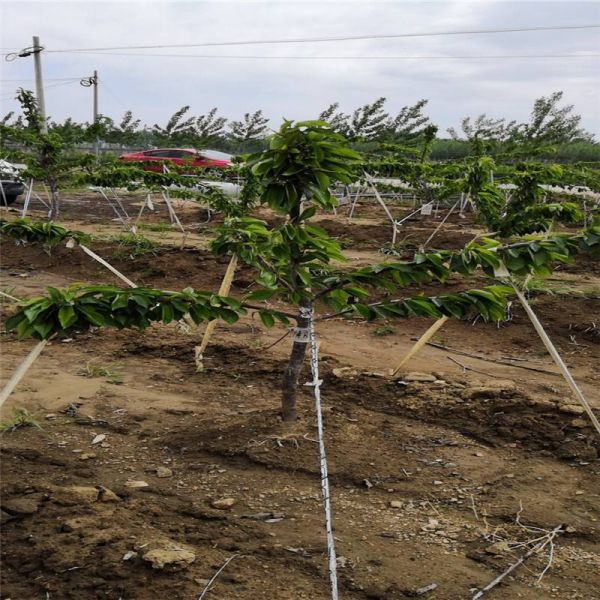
left=0, top=408, right=44, bottom=433
left=373, top=324, right=396, bottom=336
left=525, top=277, right=575, bottom=296
left=137, top=222, right=173, bottom=233
left=98, top=233, right=159, bottom=259
left=79, top=362, right=123, bottom=385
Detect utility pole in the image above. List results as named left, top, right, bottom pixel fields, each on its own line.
left=32, top=36, right=47, bottom=132
left=92, top=71, right=99, bottom=157
left=92, top=70, right=98, bottom=124
left=81, top=70, right=99, bottom=156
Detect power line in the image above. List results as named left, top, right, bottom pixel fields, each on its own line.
left=69, top=51, right=600, bottom=60
left=42, top=24, right=600, bottom=53
left=0, top=79, right=80, bottom=101
left=0, top=77, right=84, bottom=82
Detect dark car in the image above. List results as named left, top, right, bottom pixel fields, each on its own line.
left=119, top=148, right=232, bottom=172
left=0, top=160, right=25, bottom=206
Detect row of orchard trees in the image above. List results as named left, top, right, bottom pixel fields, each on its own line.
left=2, top=117, right=599, bottom=422
left=2, top=88, right=600, bottom=222
left=1, top=89, right=598, bottom=159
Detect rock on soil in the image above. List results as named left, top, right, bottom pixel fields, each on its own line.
left=51, top=485, right=120, bottom=505
left=1, top=496, right=41, bottom=515
left=139, top=539, right=196, bottom=571
left=154, top=466, right=173, bottom=478
left=403, top=372, right=438, bottom=383
left=210, top=497, right=236, bottom=510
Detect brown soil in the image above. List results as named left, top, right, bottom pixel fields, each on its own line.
left=1, top=197, right=599, bottom=600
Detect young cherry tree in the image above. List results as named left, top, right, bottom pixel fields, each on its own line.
left=210, top=120, right=594, bottom=421
left=0, top=89, right=92, bottom=219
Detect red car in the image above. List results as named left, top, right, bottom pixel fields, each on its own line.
left=119, top=148, right=232, bottom=172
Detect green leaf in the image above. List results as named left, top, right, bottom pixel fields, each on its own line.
left=58, top=305, right=77, bottom=328
left=298, top=206, right=317, bottom=221
left=245, top=289, right=277, bottom=301
left=77, top=305, right=106, bottom=327
left=259, top=311, right=275, bottom=328
left=160, top=303, right=175, bottom=324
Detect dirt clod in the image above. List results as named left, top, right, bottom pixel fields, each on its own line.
left=139, top=539, right=196, bottom=571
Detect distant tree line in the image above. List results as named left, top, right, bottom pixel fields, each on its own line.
left=1, top=90, right=598, bottom=162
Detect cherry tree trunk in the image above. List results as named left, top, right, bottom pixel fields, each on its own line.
left=281, top=298, right=311, bottom=422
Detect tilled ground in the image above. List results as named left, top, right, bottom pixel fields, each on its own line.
left=1, top=198, right=599, bottom=599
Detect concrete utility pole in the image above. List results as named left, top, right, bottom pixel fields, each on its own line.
left=92, top=70, right=99, bottom=123
left=32, top=35, right=47, bottom=132
left=93, top=70, right=99, bottom=157
left=81, top=70, right=99, bottom=156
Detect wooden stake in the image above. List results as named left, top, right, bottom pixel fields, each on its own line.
left=195, top=254, right=238, bottom=371
left=390, top=316, right=448, bottom=376
left=0, top=340, right=48, bottom=409
left=511, top=284, right=600, bottom=437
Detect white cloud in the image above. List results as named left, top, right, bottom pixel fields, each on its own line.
left=0, top=0, right=598, bottom=135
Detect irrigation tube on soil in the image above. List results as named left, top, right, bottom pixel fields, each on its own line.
left=304, top=307, right=339, bottom=599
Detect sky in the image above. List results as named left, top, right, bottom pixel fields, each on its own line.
left=0, top=0, right=599, bottom=137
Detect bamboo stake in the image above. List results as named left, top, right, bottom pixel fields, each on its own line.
left=78, top=243, right=138, bottom=288
left=77, top=242, right=196, bottom=331
left=0, top=290, right=21, bottom=302
left=195, top=254, right=238, bottom=371
left=20, top=179, right=34, bottom=218
left=390, top=316, right=448, bottom=376
left=0, top=340, right=48, bottom=409
left=364, top=172, right=399, bottom=245
left=161, top=190, right=185, bottom=233
left=421, top=198, right=460, bottom=250
left=511, top=284, right=600, bottom=437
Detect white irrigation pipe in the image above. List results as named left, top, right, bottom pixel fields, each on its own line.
left=511, top=283, right=600, bottom=437
left=304, top=307, right=338, bottom=600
